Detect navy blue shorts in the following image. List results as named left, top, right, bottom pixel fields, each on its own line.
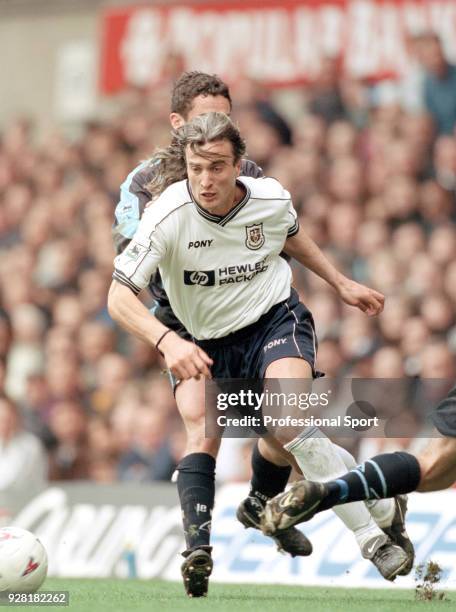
left=431, top=384, right=456, bottom=437
left=195, top=288, right=319, bottom=380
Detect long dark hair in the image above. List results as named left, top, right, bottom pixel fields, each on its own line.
left=146, top=112, right=246, bottom=199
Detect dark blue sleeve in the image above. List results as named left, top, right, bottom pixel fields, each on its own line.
left=240, top=159, right=264, bottom=178
left=113, top=162, right=156, bottom=254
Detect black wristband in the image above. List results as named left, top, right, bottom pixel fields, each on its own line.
left=155, top=329, right=172, bottom=355
left=155, top=329, right=173, bottom=357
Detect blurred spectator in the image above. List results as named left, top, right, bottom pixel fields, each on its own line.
left=89, top=353, right=131, bottom=415
left=18, top=374, right=56, bottom=450
left=78, top=321, right=116, bottom=388
left=399, top=34, right=427, bottom=113
left=0, top=311, right=11, bottom=360
left=420, top=34, right=456, bottom=135
left=433, top=136, right=456, bottom=192
left=5, top=303, right=46, bottom=400
left=0, top=395, right=47, bottom=494
left=401, top=317, right=431, bottom=376
left=86, top=417, right=119, bottom=483
left=420, top=293, right=454, bottom=334
left=117, top=407, right=177, bottom=482
left=308, top=57, right=346, bottom=123
left=110, top=389, right=142, bottom=454
left=415, top=341, right=456, bottom=421
left=234, top=79, right=292, bottom=146
left=420, top=341, right=456, bottom=379
left=48, top=400, right=89, bottom=480
left=316, top=340, right=344, bottom=378
left=419, top=180, right=453, bottom=225
left=378, top=296, right=413, bottom=345
left=372, top=347, right=405, bottom=378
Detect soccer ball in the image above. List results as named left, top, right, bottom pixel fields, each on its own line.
left=0, top=527, right=48, bottom=593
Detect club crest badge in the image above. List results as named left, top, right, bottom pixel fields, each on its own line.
left=245, top=223, right=265, bottom=250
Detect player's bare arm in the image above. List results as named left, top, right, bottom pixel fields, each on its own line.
left=107, top=280, right=212, bottom=380
left=284, top=227, right=384, bottom=316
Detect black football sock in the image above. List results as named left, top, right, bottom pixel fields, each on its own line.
left=249, top=442, right=292, bottom=503
left=177, top=453, right=216, bottom=553
left=318, top=451, right=421, bottom=512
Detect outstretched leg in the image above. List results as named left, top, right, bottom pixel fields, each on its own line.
left=262, top=357, right=410, bottom=580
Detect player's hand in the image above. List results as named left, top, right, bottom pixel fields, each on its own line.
left=336, top=277, right=385, bottom=316
left=159, top=331, right=213, bottom=380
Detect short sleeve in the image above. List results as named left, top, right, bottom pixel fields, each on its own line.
left=112, top=209, right=168, bottom=295
left=287, top=200, right=299, bottom=237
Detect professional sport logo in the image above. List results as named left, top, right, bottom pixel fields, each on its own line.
left=245, top=223, right=265, bottom=250
left=184, top=270, right=216, bottom=286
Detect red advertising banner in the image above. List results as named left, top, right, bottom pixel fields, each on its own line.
left=100, top=1, right=456, bottom=94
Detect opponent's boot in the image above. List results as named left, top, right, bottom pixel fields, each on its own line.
left=237, top=495, right=312, bottom=557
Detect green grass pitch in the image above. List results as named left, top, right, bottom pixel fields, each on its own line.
left=23, top=578, right=452, bottom=612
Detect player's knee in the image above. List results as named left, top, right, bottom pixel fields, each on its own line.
left=417, top=438, right=456, bottom=492
left=185, top=433, right=220, bottom=456
left=259, top=438, right=290, bottom=466
left=417, top=453, right=437, bottom=491
left=418, top=457, right=455, bottom=491
left=272, top=428, right=296, bottom=447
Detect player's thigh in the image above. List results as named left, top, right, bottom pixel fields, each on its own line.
left=263, top=358, right=313, bottom=446
left=417, top=435, right=456, bottom=492
left=264, top=357, right=313, bottom=379
left=175, top=377, right=205, bottom=423
left=264, top=357, right=313, bottom=412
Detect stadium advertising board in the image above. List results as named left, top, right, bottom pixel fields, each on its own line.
left=100, top=0, right=456, bottom=94
left=6, top=483, right=456, bottom=589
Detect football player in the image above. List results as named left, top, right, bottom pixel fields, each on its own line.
left=110, top=112, right=411, bottom=595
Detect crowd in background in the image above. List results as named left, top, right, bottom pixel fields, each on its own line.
left=0, top=32, right=455, bottom=493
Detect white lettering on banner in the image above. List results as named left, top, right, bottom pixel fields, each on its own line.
left=263, top=11, right=295, bottom=79
left=166, top=9, right=195, bottom=64
left=11, top=484, right=456, bottom=588
left=432, top=3, right=456, bottom=59
left=216, top=13, right=255, bottom=77
left=319, top=7, right=344, bottom=57
left=294, top=9, right=321, bottom=78
left=120, top=10, right=164, bottom=85
left=57, top=505, right=119, bottom=576
left=402, top=2, right=427, bottom=33
left=346, top=1, right=378, bottom=76
left=102, top=1, right=456, bottom=94
left=13, top=488, right=185, bottom=579
left=134, top=507, right=182, bottom=579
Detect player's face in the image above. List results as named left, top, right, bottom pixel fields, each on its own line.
left=186, top=139, right=241, bottom=216
left=170, top=95, right=231, bottom=128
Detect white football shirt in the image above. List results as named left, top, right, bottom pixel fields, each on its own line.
left=113, top=176, right=299, bottom=340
